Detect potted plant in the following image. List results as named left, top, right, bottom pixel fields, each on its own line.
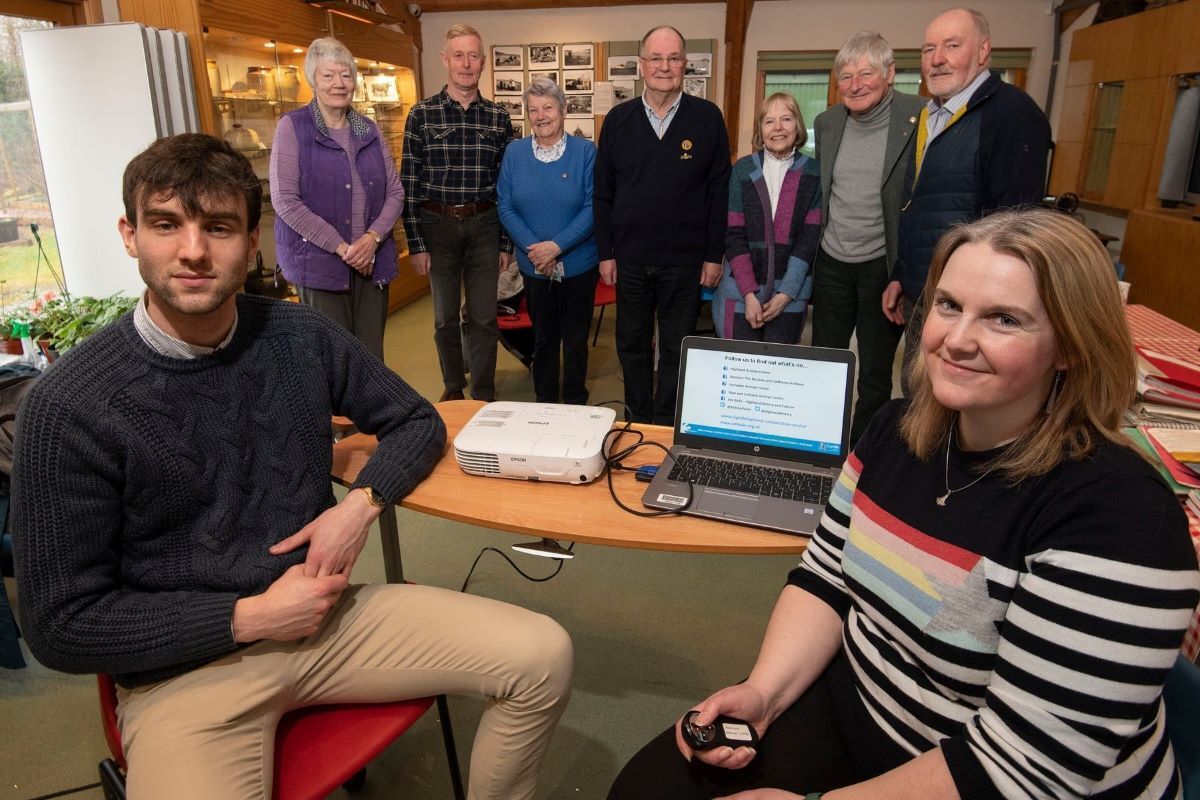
left=35, top=293, right=138, bottom=360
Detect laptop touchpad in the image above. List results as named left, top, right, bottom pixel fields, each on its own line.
left=697, top=491, right=759, bottom=519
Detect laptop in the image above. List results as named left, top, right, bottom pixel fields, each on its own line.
left=641, top=337, right=856, bottom=535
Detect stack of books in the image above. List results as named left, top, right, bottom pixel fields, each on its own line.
left=1127, top=347, right=1200, bottom=430
left=1129, top=427, right=1200, bottom=496
left=1189, top=488, right=1200, bottom=520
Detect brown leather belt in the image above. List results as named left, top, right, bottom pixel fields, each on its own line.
left=422, top=199, right=495, bottom=219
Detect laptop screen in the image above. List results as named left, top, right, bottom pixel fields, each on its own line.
left=674, top=338, right=854, bottom=463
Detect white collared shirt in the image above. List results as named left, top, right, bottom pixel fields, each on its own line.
left=642, top=91, right=683, bottom=139
left=532, top=133, right=568, bottom=163
left=926, top=68, right=990, bottom=141
left=133, top=291, right=238, bottom=359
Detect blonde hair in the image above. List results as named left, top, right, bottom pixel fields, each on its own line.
left=752, top=92, right=807, bottom=153
left=833, top=30, right=895, bottom=76
left=899, top=207, right=1136, bottom=482
left=443, top=23, right=482, bottom=48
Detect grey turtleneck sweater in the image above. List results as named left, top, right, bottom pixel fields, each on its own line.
left=820, top=90, right=893, bottom=263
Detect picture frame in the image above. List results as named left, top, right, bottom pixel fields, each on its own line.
left=607, top=55, right=639, bottom=80
left=565, top=94, right=593, bottom=117
left=683, top=77, right=707, bottom=99
left=563, top=69, right=594, bottom=94
left=496, top=97, right=524, bottom=119
left=365, top=74, right=400, bottom=103
left=492, top=45, right=524, bottom=71
left=562, top=43, right=594, bottom=69
left=568, top=118, right=595, bottom=140
left=685, top=53, right=712, bottom=77
left=510, top=119, right=525, bottom=138
left=612, top=80, right=635, bottom=103
left=529, top=70, right=559, bottom=85
left=527, top=43, right=559, bottom=68
left=494, top=74, right=524, bottom=95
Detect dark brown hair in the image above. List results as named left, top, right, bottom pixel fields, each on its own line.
left=122, top=134, right=263, bottom=231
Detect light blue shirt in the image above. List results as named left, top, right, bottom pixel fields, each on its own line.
left=642, top=90, right=682, bottom=139
left=926, top=68, right=990, bottom=141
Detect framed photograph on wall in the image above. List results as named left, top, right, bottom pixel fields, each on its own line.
left=492, top=45, right=524, bottom=71
left=612, top=80, right=635, bottom=103
left=685, top=53, right=712, bottom=76
left=494, top=74, right=524, bottom=95
left=565, top=94, right=593, bottom=117
left=568, top=118, right=595, bottom=140
left=683, top=78, right=707, bottom=99
left=562, top=43, right=594, bottom=69
left=563, top=69, right=594, bottom=94
left=510, top=119, right=525, bottom=138
left=607, top=55, right=639, bottom=80
left=528, top=44, right=559, bottom=68
left=496, top=97, right=524, bottom=119
left=530, top=70, right=559, bottom=84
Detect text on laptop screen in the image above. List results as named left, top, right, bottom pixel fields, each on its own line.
left=677, top=349, right=849, bottom=456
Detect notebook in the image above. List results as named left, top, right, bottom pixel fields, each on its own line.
left=641, top=337, right=855, bottom=535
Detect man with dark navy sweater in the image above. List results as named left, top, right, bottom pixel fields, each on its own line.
left=594, top=25, right=730, bottom=425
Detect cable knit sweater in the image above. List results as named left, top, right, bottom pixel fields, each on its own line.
left=11, top=294, right=446, bottom=687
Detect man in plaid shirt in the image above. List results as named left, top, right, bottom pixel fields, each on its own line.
left=401, top=23, right=515, bottom=402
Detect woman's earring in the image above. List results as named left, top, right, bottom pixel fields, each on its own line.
left=1044, top=370, right=1065, bottom=414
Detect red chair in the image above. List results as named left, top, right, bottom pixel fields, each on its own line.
left=592, top=281, right=617, bottom=346
left=497, top=294, right=534, bottom=368
left=96, top=674, right=464, bottom=800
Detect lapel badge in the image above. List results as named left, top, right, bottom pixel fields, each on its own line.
left=909, top=116, right=917, bottom=124
left=680, top=139, right=694, bottom=160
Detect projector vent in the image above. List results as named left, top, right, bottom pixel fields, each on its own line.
left=456, top=449, right=501, bottom=474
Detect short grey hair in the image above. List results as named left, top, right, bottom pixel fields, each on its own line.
left=304, top=37, right=356, bottom=88
left=524, top=76, right=565, bottom=113
left=833, top=31, right=895, bottom=77
left=639, top=25, right=686, bottom=56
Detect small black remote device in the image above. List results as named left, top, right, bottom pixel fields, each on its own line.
left=681, top=710, right=760, bottom=751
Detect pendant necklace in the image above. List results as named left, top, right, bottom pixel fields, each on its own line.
left=937, top=426, right=998, bottom=507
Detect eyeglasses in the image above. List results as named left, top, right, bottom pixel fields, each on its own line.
left=640, top=55, right=685, bottom=69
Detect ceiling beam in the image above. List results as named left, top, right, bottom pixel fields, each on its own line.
left=417, top=0, right=718, bottom=12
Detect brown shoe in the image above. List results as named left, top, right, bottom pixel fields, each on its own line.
left=438, top=389, right=465, bottom=402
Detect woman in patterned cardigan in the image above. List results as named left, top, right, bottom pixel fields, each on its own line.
left=712, top=93, right=822, bottom=342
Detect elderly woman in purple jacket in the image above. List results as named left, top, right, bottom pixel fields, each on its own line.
left=269, top=37, right=404, bottom=358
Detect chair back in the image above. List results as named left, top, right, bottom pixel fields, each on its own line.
left=96, top=674, right=127, bottom=769
left=1165, top=654, right=1200, bottom=798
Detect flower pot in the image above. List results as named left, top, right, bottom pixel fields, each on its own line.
left=0, top=337, right=22, bottom=355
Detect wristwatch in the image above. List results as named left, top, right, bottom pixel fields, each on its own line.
left=366, top=229, right=382, bottom=245
left=358, top=485, right=387, bottom=508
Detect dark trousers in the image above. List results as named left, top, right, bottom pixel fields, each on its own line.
left=297, top=270, right=390, bottom=361
left=526, top=268, right=598, bottom=404
left=810, top=248, right=904, bottom=445
left=730, top=306, right=806, bottom=344
left=606, top=652, right=911, bottom=799
left=615, top=263, right=700, bottom=425
left=420, top=206, right=501, bottom=401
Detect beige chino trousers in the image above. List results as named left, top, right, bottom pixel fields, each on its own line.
left=116, top=583, right=573, bottom=800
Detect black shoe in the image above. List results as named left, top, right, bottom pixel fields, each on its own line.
left=439, top=389, right=465, bottom=402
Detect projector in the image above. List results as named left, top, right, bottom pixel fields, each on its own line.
left=453, top=401, right=616, bottom=484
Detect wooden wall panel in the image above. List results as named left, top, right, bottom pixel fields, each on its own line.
left=1126, top=7, right=1166, bottom=80
left=1048, top=141, right=1084, bottom=196
left=1057, top=84, right=1091, bottom=143
left=1081, top=13, right=1135, bottom=84
left=1114, top=77, right=1166, bottom=145
left=328, top=15, right=414, bottom=68
left=1122, top=209, right=1200, bottom=330
left=198, top=0, right=330, bottom=50
left=1102, top=142, right=1152, bottom=209
left=1161, top=0, right=1200, bottom=76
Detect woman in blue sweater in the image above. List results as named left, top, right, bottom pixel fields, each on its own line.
left=498, top=77, right=599, bottom=404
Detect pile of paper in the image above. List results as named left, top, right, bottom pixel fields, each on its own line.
left=1129, top=427, right=1200, bottom=495
left=1128, top=348, right=1200, bottom=430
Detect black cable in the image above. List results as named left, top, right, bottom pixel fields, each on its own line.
left=27, top=783, right=102, bottom=800
left=29, top=222, right=70, bottom=301
left=594, top=400, right=696, bottom=517
left=459, top=543, right=573, bottom=593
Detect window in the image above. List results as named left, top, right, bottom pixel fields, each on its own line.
left=1082, top=82, right=1123, bottom=199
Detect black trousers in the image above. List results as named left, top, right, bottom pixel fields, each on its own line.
left=606, top=653, right=911, bottom=799
left=526, top=268, right=598, bottom=404
left=615, top=263, right=700, bottom=425
left=810, top=248, right=904, bottom=445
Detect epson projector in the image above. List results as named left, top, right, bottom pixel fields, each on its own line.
left=453, top=401, right=616, bottom=484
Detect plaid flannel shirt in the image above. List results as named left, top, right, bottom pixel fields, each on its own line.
left=399, top=87, right=516, bottom=254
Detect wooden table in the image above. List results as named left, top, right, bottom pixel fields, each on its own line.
left=331, top=400, right=810, bottom=581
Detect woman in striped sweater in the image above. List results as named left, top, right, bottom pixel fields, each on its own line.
left=609, top=208, right=1200, bottom=800
left=712, top=92, right=822, bottom=342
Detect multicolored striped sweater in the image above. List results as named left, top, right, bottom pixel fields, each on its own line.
left=724, top=151, right=822, bottom=303
left=791, top=400, right=1199, bottom=799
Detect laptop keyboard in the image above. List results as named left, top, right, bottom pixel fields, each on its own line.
left=667, top=455, right=835, bottom=504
